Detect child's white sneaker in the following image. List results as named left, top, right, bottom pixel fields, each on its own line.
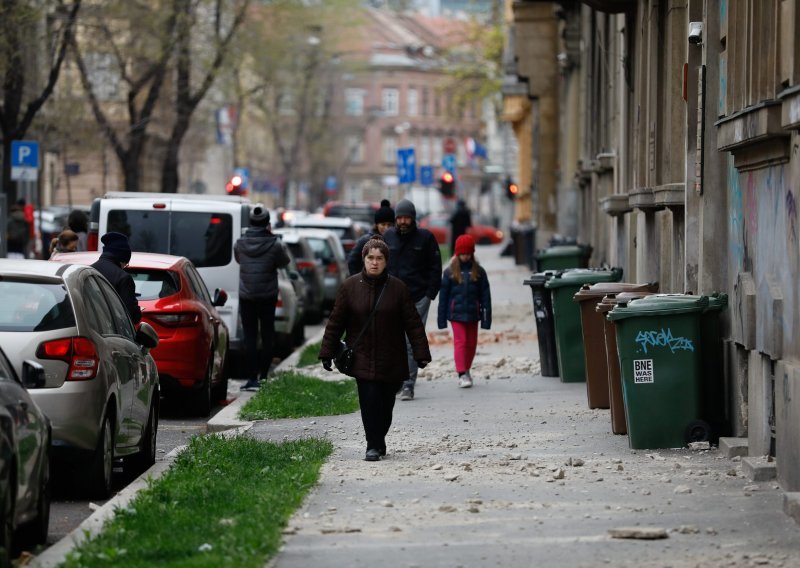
left=458, top=375, right=473, bottom=388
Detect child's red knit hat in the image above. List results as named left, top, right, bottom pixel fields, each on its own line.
left=454, top=234, right=475, bottom=255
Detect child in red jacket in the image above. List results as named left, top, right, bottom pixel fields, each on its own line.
left=437, top=235, right=492, bottom=388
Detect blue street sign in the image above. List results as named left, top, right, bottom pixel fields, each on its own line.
left=11, top=141, right=39, bottom=168
left=11, top=140, right=40, bottom=181
left=396, top=147, right=416, bottom=184
left=325, top=175, right=337, bottom=195
left=233, top=167, right=250, bottom=189
left=420, top=165, right=434, bottom=186
left=442, top=153, right=456, bottom=173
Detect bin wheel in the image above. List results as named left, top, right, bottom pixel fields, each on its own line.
left=684, top=419, right=711, bottom=444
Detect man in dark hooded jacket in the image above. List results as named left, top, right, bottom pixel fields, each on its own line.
left=92, top=232, right=141, bottom=324
left=234, top=205, right=290, bottom=390
left=383, top=198, right=441, bottom=401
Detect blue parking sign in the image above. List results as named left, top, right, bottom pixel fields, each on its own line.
left=420, top=165, right=434, bottom=185
left=396, top=147, right=416, bottom=184
left=442, top=153, right=456, bottom=173
left=10, top=140, right=40, bottom=181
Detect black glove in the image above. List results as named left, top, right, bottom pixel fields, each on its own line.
left=416, top=360, right=429, bottom=369
left=322, top=359, right=333, bottom=372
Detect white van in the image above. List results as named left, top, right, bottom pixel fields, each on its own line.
left=88, top=192, right=251, bottom=367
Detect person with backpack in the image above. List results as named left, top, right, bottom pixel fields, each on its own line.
left=437, top=234, right=492, bottom=388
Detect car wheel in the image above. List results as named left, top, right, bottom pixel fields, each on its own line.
left=17, top=445, right=50, bottom=547
left=211, top=355, right=229, bottom=403
left=191, top=357, right=213, bottom=418
left=0, top=471, right=14, bottom=568
left=86, top=414, right=114, bottom=499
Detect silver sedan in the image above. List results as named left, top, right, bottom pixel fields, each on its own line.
left=0, top=260, right=159, bottom=499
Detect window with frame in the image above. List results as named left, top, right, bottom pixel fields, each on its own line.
left=382, top=88, right=399, bottom=116
left=421, top=88, right=429, bottom=116
left=96, top=277, right=136, bottom=341
left=82, top=277, right=117, bottom=337
left=407, top=88, right=418, bottom=116
left=382, top=136, right=398, bottom=164
left=345, top=88, right=365, bottom=116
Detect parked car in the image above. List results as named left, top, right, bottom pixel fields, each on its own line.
left=88, top=192, right=250, bottom=375
left=0, top=350, right=50, bottom=563
left=0, top=259, right=160, bottom=498
left=274, top=230, right=326, bottom=323
left=287, top=214, right=361, bottom=252
left=283, top=255, right=308, bottom=348
left=289, top=228, right=348, bottom=309
left=419, top=214, right=505, bottom=246
left=51, top=252, right=229, bottom=417
left=274, top=266, right=305, bottom=359
left=322, top=201, right=378, bottom=225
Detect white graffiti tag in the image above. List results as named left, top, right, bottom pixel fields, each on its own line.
left=634, top=328, right=695, bottom=354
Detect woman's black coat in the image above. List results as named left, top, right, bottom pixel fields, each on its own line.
left=320, top=271, right=431, bottom=383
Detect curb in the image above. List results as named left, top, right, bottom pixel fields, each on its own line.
left=31, top=331, right=325, bottom=567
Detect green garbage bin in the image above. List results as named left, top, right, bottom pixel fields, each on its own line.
left=700, top=293, right=728, bottom=442
left=608, top=295, right=710, bottom=449
left=534, top=244, right=592, bottom=271
left=545, top=268, right=623, bottom=382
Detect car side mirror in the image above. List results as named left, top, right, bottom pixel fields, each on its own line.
left=22, top=360, right=46, bottom=389
left=136, top=322, right=160, bottom=350
left=212, top=288, right=228, bottom=307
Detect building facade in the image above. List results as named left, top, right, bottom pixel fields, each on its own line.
left=506, top=0, right=800, bottom=515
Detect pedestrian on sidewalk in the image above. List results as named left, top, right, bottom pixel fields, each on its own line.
left=234, top=205, right=290, bottom=391
left=91, top=232, right=141, bottom=324
left=437, top=234, right=491, bottom=388
left=347, top=199, right=395, bottom=275
left=67, top=209, right=89, bottom=252
left=49, top=229, right=80, bottom=256
left=383, top=198, right=441, bottom=401
left=448, top=199, right=472, bottom=256
left=319, top=236, right=431, bottom=461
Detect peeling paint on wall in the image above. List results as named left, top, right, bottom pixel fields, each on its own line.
left=728, top=155, right=745, bottom=271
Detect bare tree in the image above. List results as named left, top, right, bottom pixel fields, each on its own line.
left=69, top=1, right=177, bottom=193
left=0, top=0, right=81, bottom=203
left=160, top=0, right=250, bottom=194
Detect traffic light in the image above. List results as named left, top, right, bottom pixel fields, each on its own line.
left=439, top=171, right=455, bottom=197
left=505, top=178, right=519, bottom=200
left=226, top=174, right=245, bottom=195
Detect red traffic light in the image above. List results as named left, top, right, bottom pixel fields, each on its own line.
left=226, top=175, right=246, bottom=195
left=509, top=183, right=519, bottom=195
left=442, top=172, right=454, bottom=183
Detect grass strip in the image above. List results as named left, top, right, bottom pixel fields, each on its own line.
left=60, top=435, right=333, bottom=568
left=296, top=341, right=321, bottom=367
left=239, top=371, right=359, bottom=421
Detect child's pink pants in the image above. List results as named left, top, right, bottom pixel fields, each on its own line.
left=451, top=320, right=478, bottom=373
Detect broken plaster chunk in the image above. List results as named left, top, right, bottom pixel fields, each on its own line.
left=673, top=485, right=692, bottom=494
left=688, top=441, right=710, bottom=451
left=608, top=527, right=669, bottom=540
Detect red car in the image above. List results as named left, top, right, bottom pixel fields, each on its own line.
left=419, top=215, right=505, bottom=246
left=50, top=252, right=229, bottom=417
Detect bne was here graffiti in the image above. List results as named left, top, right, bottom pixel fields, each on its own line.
left=635, top=328, right=695, bottom=354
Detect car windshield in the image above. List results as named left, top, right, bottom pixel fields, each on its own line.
left=0, top=280, right=76, bottom=332
left=127, top=269, right=181, bottom=301
left=108, top=210, right=232, bottom=268
left=306, top=238, right=334, bottom=262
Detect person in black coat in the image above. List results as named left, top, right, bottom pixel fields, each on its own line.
left=383, top=198, right=441, bottom=401
left=448, top=199, right=472, bottom=255
left=347, top=199, right=395, bottom=275
left=234, top=205, right=290, bottom=390
left=319, top=236, right=431, bottom=461
left=91, top=232, right=142, bottom=324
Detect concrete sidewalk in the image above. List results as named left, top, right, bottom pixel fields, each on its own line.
left=243, top=245, right=800, bottom=568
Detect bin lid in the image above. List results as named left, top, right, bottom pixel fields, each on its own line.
left=545, top=267, right=623, bottom=289
left=595, top=291, right=657, bottom=313
left=523, top=270, right=560, bottom=287
left=534, top=245, right=591, bottom=260
left=573, top=281, right=659, bottom=303
left=607, top=294, right=709, bottom=321
left=706, top=292, right=728, bottom=311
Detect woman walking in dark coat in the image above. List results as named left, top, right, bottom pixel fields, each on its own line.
left=320, top=236, right=431, bottom=461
